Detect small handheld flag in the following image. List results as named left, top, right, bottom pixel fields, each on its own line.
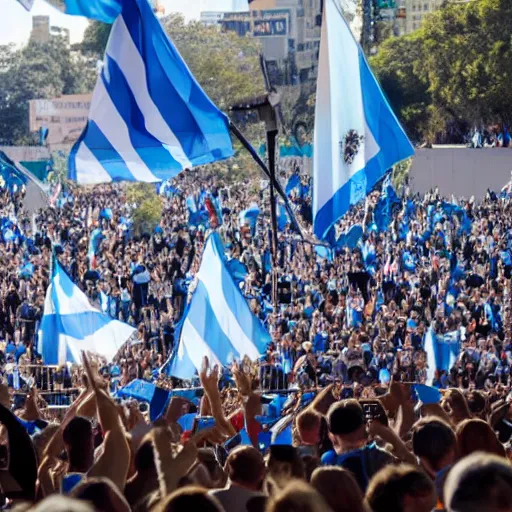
left=312, top=0, right=414, bottom=241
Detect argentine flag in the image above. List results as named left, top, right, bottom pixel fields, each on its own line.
left=69, top=0, right=234, bottom=184
left=313, top=0, right=414, bottom=241
left=38, top=259, right=135, bottom=365
left=162, top=233, right=270, bottom=379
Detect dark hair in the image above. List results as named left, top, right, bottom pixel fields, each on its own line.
left=226, top=446, right=264, bottom=486
left=466, top=391, right=486, bottom=417
left=63, top=417, right=93, bottom=447
left=411, top=418, right=456, bottom=472
left=366, top=464, right=434, bottom=512
left=157, top=486, right=223, bottom=512
left=63, top=417, right=94, bottom=473
left=134, top=438, right=155, bottom=472
left=327, top=399, right=364, bottom=436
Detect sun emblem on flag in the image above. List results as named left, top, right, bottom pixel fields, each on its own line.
left=340, top=129, right=364, bottom=165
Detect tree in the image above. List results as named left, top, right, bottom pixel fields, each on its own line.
left=0, top=37, right=96, bottom=146
left=162, top=14, right=265, bottom=113
left=371, top=0, right=512, bottom=143
left=80, top=21, right=112, bottom=58
left=370, top=33, right=431, bottom=142
left=126, top=183, right=164, bottom=235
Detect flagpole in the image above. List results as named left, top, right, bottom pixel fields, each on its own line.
left=266, top=127, right=280, bottom=310
left=229, top=122, right=303, bottom=239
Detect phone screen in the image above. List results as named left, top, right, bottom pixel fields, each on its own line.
left=194, top=416, right=216, bottom=434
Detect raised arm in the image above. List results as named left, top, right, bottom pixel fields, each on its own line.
left=82, top=353, right=130, bottom=492
left=200, top=357, right=236, bottom=438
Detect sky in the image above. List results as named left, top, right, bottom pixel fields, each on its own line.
left=1, top=0, right=246, bottom=46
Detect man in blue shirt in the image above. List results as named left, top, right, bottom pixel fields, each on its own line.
left=321, top=399, right=394, bottom=492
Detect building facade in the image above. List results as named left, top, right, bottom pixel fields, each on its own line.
left=30, top=15, right=50, bottom=44
left=217, top=0, right=323, bottom=85
left=397, top=0, right=444, bottom=34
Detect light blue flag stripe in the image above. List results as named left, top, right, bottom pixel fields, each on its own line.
left=313, top=0, right=414, bottom=241
left=38, top=260, right=135, bottom=365
left=187, top=281, right=242, bottom=363
left=44, top=0, right=121, bottom=23
left=69, top=0, right=234, bottom=184
left=425, top=327, right=460, bottom=385
left=162, top=233, right=270, bottom=380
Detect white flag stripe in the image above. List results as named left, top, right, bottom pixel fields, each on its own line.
left=106, top=17, right=192, bottom=170
left=181, top=317, right=223, bottom=371
left=197, top=240, right=262, bottom=360
left=87, top=78, right=159, bottom=183
left=75, top=144, right=113, bottom=185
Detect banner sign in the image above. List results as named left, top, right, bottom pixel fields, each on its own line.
left=253, top=17, right=288, bottom=37
left=29, top=94, right=91, bottom=148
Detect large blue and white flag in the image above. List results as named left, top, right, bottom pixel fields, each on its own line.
left=38, top=260, right=135, bottom=365
left=425, top=327, right=460, bottom=385
left=312, top=0, right=414, bottom=241
left=162, top=233, right=270, bottom=379
left=69, top=0, right=234, bottom=184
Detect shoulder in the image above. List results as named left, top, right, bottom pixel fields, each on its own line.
left=321, top=450, right=338, bottom=466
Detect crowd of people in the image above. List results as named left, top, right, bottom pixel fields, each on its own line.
left=0, top=162, right=510, bottom=511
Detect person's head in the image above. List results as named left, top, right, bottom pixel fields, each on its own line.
left=466, top=390, right=486, bottom=418
left=225, top=445, right=265, bottom=491
left=197, top=448, right=226, bottom=488
left=311, top=466, right=366, bottom=512
left=456, top=419, right=506, bottom=459
left=134, top=437, right=156, bottom=474
left=72, top=477, right=130, bottom=512
left=366, top=464, right=436, bottom=512
left=267, top=445, right=306, bottom=492
left=444, top=452, right=512, bottom=512
left=156, top=485, right=223, bottom=512
left=411, top=417, right=457, bottom=477
left=63, top=416, right=94, bottom=473
left=27, top=495, right=94, bottom=512
left=326, top=400, right=365, bottom=453
left=267, top=480, right=333, bottom=512
left=296, top=410, right=322, bottom=446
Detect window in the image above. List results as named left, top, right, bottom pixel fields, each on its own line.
left=424, top=3, right=428, bottom=10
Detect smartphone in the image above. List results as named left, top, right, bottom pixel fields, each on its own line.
left=193, top=416, right=216, bottom=434
left=360, top=400, right=388, bottom=426
left=224, top=432, right=241, bottom=452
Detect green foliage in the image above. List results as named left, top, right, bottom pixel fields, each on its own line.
left=370, top=33, right=430, bottom=142
left=127, top=183, right=164, bottom=235
left=0, top=37, right=96, bottom=146
left=47, top=151, right=68, bottom=184
left=162, top=14, right=265, bottom=113
left=392, top=158, right=412, bottom=191
left=371, top=0, right=512, bottom=143
left=80, top=21, right=112, bottom=57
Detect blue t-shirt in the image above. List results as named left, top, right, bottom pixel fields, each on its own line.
left=321, top=443, right=394, bottom=491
